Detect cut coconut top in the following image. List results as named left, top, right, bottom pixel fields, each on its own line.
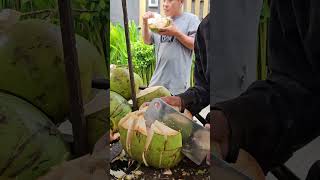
left=147, top=13, right=171, bottom=29
left=119, top=111, right=179, bottom=136
left=147, top=13, right=162, bottom=24
left=136, top=86, right=163, bottom=98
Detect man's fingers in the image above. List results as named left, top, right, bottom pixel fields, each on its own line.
left=139, top=102, right=149, bottom=109
left=160, top=96, right=172, bottom=104
left=149, top=12, right=154, bottom=18
left=158, top=28, right=166, bottom=33
left=161, top=96, right=182, bottom=109
left=143, top=11, right=154, bottom=20
left=110, top=132, right=120, bottom=142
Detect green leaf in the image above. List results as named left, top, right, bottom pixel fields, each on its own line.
left=80, top=12, right=91, bottom=22
left=99, top=0, right=106, bottom=9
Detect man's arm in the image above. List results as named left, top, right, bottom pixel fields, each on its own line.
left=142, top=11, right=154, bottom=45
left=159, top=15, right=200, bottom=50
left=142, top=21, right=152, bottom=45
left=175, top=31, right=195, bottom=50
left=158, top=25, right=195, bottom=50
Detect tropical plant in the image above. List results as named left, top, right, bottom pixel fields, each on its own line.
left=110, top=21, right=156, bottom=85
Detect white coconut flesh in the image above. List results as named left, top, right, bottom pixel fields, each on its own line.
left=148, top=13, right=171, bottom=29
left=118, top=110, right=183, bottom=168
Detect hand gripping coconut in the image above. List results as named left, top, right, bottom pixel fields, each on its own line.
left=147, top=13, right=172, bottom=33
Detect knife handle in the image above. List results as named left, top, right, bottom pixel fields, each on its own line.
left=195, top=114, right=208, bottom=126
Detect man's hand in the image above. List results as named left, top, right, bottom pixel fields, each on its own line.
left=142, top=11, right=154, bottom=24
left=158, top=25, right=179, bottom=36
left=110, top=131, right=120, bottom=143
left=159, top=25, right=195, bottom=50
left=161, top=96, right=182, bottom=110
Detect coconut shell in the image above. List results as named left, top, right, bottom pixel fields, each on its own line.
left=148, top=16, right=172, bottom=33
left=0, top=92, right=70, bottom=179
left=0, top=19, right=107, bottom=123
left=110, top=67, right=141, bottom=100
left=136, top=86, right=171, bottom=107
left=86, top=108, right=108, bottom=150
left=110, top=91, right=132, bottom=132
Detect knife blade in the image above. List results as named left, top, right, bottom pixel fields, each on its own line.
left=144, top=98, right=209, bottom=165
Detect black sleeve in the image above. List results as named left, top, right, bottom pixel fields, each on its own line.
left=211, top=0, right=320, bottom=174
left=176, top=19, right=210, bottom=116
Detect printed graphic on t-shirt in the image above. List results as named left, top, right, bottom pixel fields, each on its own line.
left=160, top=35, right=174, bottom=43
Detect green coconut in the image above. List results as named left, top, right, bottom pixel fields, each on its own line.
left=83, top=89, right=109, bottom=149
left=110, top=67, right=141, bottom=100
left=0, top=91, right=70, bottom=180
left=118, top=109, right=185, bottom=169
left=134, top=73, right=144, bottom=87
left=110, top=91, right=132, bottom=132
left=0, top=19, right=107, bottom=123
left=86, top=108, right=108, bottom=150
left=148, top=13, right=172, bottom=33
left=136, top=86, right=171, bottom=107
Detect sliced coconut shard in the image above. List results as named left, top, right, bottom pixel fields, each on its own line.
left=118, top=109, right=183, bottom=168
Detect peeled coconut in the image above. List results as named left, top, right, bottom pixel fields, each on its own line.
left=148, top=13, right=172, bottom=33
left=136, top=86, right=171, bottom=107
left=110, top=91, right=132, bottom=132
left=110, top=67, right=142, bottom=100
left=0, top=91, right=70, bottom=179
left=118, top=107, right=193, bottom=169
left=0, top=19, right=107, bottom=123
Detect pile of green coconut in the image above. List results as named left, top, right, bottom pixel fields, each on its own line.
left=110, top=65, right=193, bottom=169
left=0, top=9, right=107, bottom=180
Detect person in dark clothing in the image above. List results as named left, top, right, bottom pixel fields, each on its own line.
left=163, top=0, right=320, bottom=177
left=211, top=0, right=320, bottom=175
